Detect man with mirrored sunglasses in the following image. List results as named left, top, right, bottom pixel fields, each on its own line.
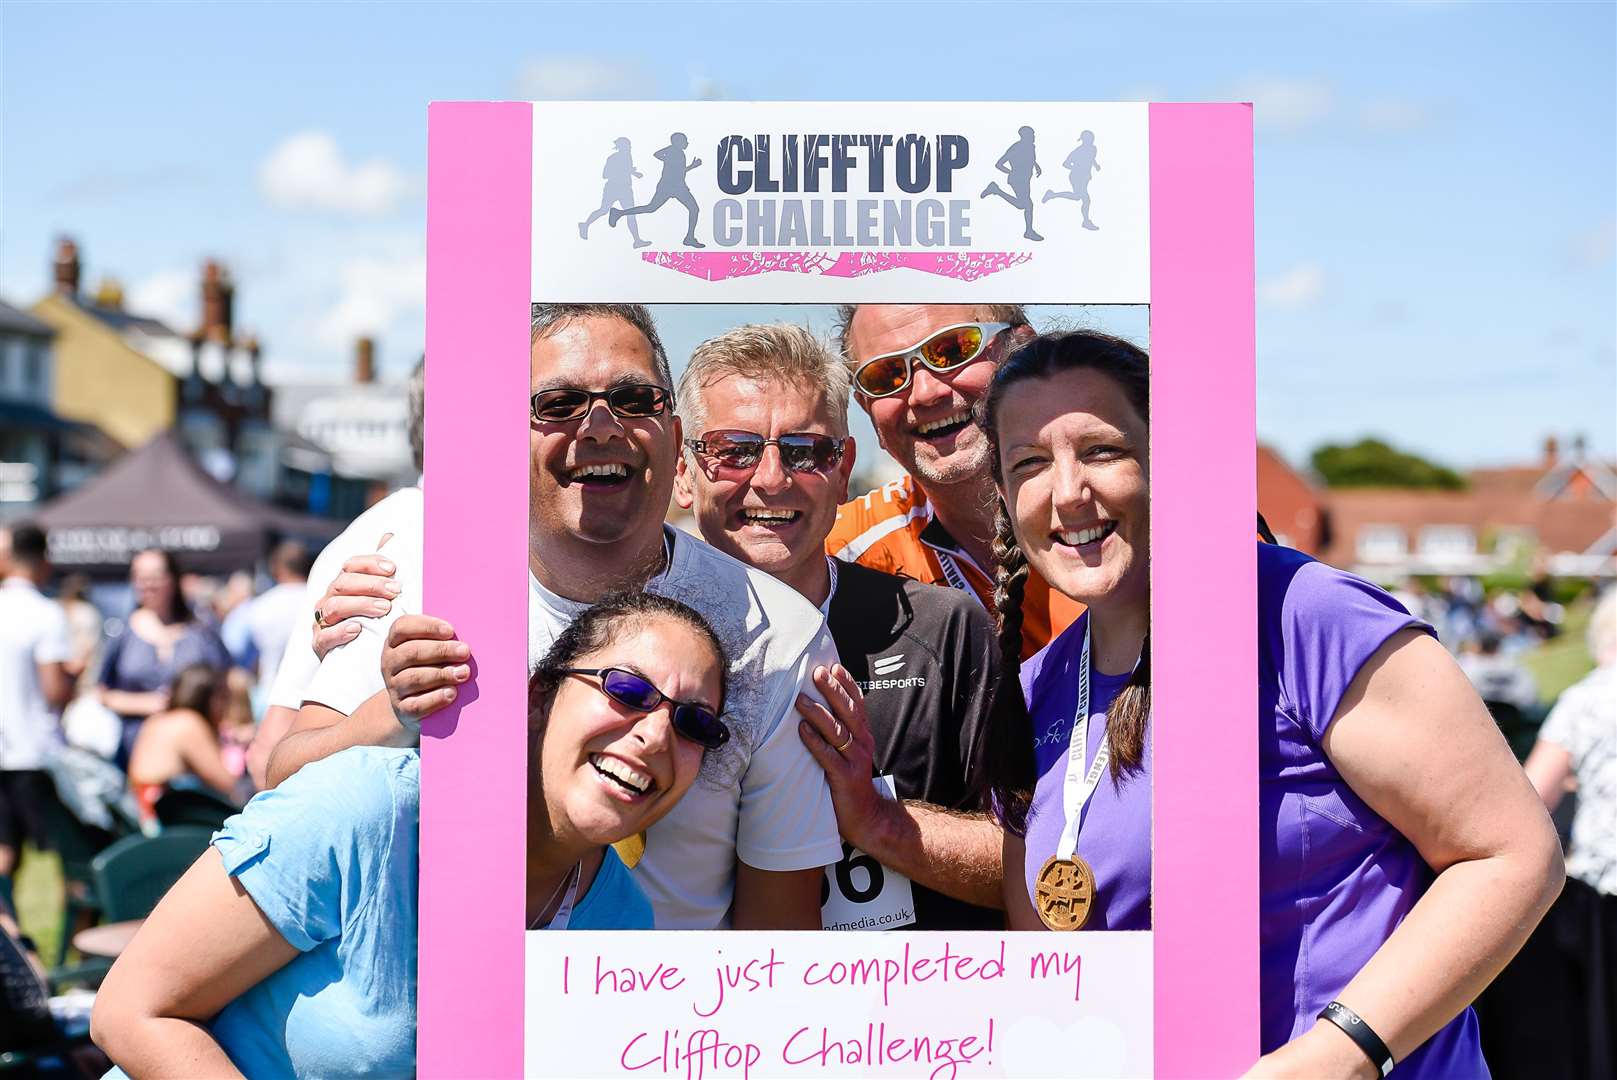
left=675, top=323, right=1006, bottom=932
left=265, top=303, right=844, bottom=932
left=825, top=304, right=1085, bottom=659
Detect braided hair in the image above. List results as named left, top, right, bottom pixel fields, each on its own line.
left=974, top=330, right=1152, bottom=831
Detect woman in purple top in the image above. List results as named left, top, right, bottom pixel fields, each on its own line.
left=97, top=549, right=230, bottom=768
left=979, top=330, right=1563, bottom=1078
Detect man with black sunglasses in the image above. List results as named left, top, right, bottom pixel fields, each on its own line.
left=825, top=304, right=1085, bottom=659
left=674, top=323, right=1005, bottom=932
left=271, top=304, right=843, bottom=932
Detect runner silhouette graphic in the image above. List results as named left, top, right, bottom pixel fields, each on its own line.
left=1042, top=130, right=1101, bottom=231
left=980, top=125, right=1044, bottom=241
left=609, top=132, right=705, bottom=248
left=580, top=137, right=650, bottom=248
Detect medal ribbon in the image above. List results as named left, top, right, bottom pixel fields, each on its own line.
left=1055, top=618, right=1110, bottom=862
left=533, top=862, right=582, bottom=931
left=933, top=549, right=972, bottom=594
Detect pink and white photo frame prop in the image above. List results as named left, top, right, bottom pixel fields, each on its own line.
left=424, top=101, right=1255, bottom=1078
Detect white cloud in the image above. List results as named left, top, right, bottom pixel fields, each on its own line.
left=1228, top=77, right=1333, bottom=134
left=690, top=72, right=726, bottom=100
left=126, top=267, right=195, bottom=330
left=1358, top=98, right=1438, bottom=135
left=1114, top=84, right=1170, bottom=103
left=1573, top=219, right=1615, bottom=268
left=1259, top=264, right=1326, bottom=309
left=313, top=247, right=425, bottom=349
left=513, top=56, right=651, bottom=100
left=259, top=132, right=412, bottom=215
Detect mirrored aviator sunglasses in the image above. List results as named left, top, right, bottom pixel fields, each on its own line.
left=687, top=430, right=845, bottom=473
left=564, top=666, right=730, bottom=750
left=531, top=383, right=673, bottom=423
left=851, top=321, right=1012, bottom=399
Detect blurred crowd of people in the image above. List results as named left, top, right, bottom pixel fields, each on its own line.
left=0, top=524, right=324, bottom=908
left=1392, top=572, right=1566, bottom=659
left=1387, top=572, right=1580, bottom=714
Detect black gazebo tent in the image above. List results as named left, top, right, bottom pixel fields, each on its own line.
left=34, top=430, right=341, bottom=577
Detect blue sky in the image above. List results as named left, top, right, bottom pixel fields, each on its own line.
left=4, top=1, right=1612, bottom=470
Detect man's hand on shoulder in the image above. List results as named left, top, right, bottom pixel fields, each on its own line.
left=312, top=534, right=400, bottom=659
left=795, top=663, right=894, bottom=852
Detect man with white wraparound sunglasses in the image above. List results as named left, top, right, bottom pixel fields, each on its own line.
left=825, top=305, right=1086, bottom=659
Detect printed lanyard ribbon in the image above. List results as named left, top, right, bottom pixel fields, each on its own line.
left=1056, top=619, right=1110, bottom=862
left=540, top=863, right=582, bottom=931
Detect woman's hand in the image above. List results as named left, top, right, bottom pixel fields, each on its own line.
left=380, top=614, right=470, bottom=731
left=1241, top=1023, right=1377, bottom=1080
left=100, top=686, right=169, bottom=718
left=311, top=534, right=400, bottom=659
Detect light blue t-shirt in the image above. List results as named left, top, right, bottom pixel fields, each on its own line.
left=567, top=846, right=654, bottom=930
left=208, top=746, right=419, bottom=1078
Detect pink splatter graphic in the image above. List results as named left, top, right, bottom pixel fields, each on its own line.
left=643, top=249, right=1030, bottom=282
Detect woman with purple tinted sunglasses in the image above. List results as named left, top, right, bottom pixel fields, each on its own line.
left=524, top=591, right=730, bottom=931
left=91, top=592, right=726, bottom=1079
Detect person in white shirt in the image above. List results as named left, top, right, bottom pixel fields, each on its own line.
left=222, top=541, right=313, bottom=690
left=271, top=306, right=842, bottom=929
left=246, top=361, right=423, bottom=789
left=0, top=524, right=73, bottom=908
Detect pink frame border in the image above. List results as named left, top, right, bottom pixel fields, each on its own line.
left=422, top=101, right=1257, bottom=1078
left=1148, top=102, right=1260, bottom=1076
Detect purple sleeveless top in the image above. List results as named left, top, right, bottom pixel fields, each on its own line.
left=1017, top=545, right=1489, bottom=1076
left=1258, top=543, right=1486, bottom=1074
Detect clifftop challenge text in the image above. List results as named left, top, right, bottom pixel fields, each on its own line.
left=713, top=134, right=972, bottom=248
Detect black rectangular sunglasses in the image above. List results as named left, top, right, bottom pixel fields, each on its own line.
left=531, top=384, right=673, bottom=423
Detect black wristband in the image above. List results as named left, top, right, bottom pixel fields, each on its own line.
left=1318, top=1001, right=1395, bottom=1077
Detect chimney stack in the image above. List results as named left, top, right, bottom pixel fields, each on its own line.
left=54, top=237, right=81, bottom=297
left=93, top=278, right=124, bottom=309
left=201, top=260, right=235, bottom=344
left=355, top=336, right=377, bottom=384
left=1542, top=436, right=1559, bottom=469
left=244, top=333, right=263, bottom=386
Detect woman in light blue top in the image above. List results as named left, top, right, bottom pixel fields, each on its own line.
left=522, top=591, right=731, bottom=930
left=90, top=592, right=728, bottom=1076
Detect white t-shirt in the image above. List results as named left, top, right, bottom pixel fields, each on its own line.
left=268, top=485, right=424, bottom=714
left=0, top=577, right=74, bottom=770
left=530, top=527, right=843, bottom=929
left=226, top=581, right=309, bottom=687
left=1538, top=663, right=1616, bottom=895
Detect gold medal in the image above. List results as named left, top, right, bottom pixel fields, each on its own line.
left=1035, top=854, right=1096, bottom=931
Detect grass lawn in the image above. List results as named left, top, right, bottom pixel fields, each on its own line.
left=14, top=843, right=67, bottom=965
left=1521, top=598, right=1596, bottom=707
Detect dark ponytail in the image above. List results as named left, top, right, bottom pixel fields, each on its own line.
left=1103, top=635, right=1149, bottom=782
left=976, top=498, right=1038, bottom=834
left=991, top=499, right=1028, bottom=674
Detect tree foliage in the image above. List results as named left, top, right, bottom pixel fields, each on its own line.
left=1309, top=438, right=1467, bottom=490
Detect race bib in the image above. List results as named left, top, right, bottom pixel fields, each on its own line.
left=819, top=775, right=917, bottom=930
